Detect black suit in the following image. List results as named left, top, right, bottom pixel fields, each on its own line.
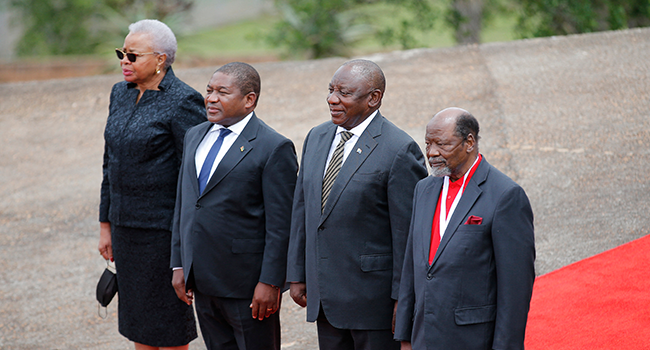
left=171, top=114, right=297, bottom=349
left=287, top=113, right=427, bottom=348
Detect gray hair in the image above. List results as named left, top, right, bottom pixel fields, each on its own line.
left=128, top=19, right=177, bottom=70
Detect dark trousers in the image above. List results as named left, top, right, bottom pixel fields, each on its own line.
left=194, top=290, right=280, bottom=350
left=316, top=307, right=400, bottom=350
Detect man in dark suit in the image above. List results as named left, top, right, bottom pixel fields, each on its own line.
left=170, top=62, right=297, bottom=350
left=287, top=59, right=428, bottom=350
left=394, top=107, right=536, bottom=350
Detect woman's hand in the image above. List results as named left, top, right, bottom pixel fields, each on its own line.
left=98, top=222, right=113, bottom=261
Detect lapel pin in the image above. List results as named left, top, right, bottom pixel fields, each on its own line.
left=240, top=146, right=245, bottom=152
left=356, top=148, right=362, bottom=154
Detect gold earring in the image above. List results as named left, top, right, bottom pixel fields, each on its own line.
left=156, top=67, right=161, bottom=74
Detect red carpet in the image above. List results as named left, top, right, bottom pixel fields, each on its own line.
left=525, top=234, right=650, bottom=349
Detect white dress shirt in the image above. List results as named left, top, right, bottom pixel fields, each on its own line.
left=323, top=110, right=378, bottom=177
left=195, top=112, right=253, bottom=183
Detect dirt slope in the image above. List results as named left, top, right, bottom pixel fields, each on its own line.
left=0, top=28, right=648, bottom=348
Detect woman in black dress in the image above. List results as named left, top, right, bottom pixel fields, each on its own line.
left=97, top=19, right=205, bottom=350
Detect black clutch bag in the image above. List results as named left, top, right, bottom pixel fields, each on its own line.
left=96, top=260, right=117, bottom=317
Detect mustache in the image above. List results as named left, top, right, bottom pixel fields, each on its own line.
left=429, top=157, right=451, bottom=177
left=428, top=157, right=446, bottom=165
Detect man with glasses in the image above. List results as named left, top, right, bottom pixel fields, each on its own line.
left=287, top=59, right=427, bottom=350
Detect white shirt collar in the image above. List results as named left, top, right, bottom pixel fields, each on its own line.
left=208, top=112, right=254, bottom=135
left=336, top=110, right=378, bottom=137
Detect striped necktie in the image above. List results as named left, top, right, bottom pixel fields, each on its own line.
left=322, top=131, right=353, bottom=211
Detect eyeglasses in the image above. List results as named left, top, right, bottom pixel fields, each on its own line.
left=115, top=48, right=158, bottom=62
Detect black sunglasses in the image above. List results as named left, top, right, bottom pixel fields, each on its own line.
left=115, top=48, right=157, bottom=63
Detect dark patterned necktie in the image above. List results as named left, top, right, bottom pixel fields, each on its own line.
left=322, top=131, right=353, bottom=211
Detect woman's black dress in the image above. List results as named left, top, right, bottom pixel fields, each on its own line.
left=100, top=68, right=206, bottom=346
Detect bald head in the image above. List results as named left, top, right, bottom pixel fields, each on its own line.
left=430, top=107, right=480, bottom=143
left=340, top=59, right=386, bottom=94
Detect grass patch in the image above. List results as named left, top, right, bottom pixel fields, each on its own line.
left=174, top=5, right=519, bottom=62
left=51, top=6, right=520, bottom=68
left=176, top=15, right=281, bottom=60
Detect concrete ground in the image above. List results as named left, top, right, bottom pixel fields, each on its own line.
left=0, top=27, right=648, bottom=349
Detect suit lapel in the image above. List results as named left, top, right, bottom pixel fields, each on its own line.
left=429, top=159, right=489, bottom=269
left=189, top=122, right=214, bottom=197
left=199, top=114, right=258, bottom=198
left=311, top=124, right=337, bottom=201
left=418, top=178, right=442, bottom=263
left=320, top=114, right=382, bottom=223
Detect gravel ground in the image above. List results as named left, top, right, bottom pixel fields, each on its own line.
left=0, top=28, right=648, bottom=349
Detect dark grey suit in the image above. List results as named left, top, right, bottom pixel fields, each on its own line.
left=394, top=158, right=535, bottom=350
left=171, top=114, right=297, bottom=348
left=287, top=112, right=427, bottom=331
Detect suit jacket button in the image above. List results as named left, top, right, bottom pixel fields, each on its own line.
left=318, top=226, right=324, bottom=232
left=427, top=273, right=433, bottom=280
left=195, top=203, right=201, bottom=209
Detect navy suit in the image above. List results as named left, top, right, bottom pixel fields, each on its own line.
left=394, top=158, right=535, bottom=350
left=171, top=114, right=297, bottom=348
left=287, top=112, right=427, bottom=330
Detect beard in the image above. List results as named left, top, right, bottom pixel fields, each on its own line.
left=429, top=157, right=452, bottom=177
